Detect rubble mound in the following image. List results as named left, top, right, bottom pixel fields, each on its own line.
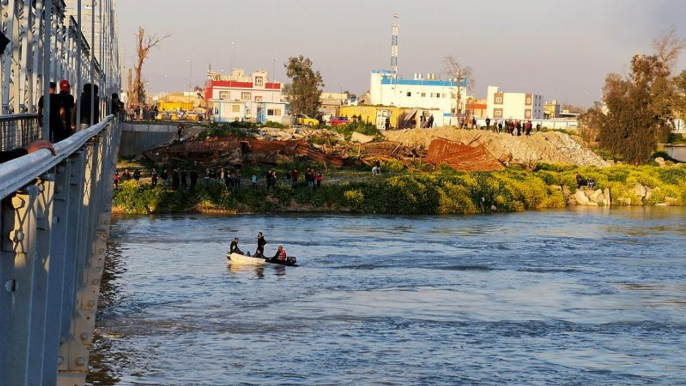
left=383, top=128, right=609, bottom=167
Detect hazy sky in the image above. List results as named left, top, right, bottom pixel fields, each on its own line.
left=118, top=0, right=686, bottom=107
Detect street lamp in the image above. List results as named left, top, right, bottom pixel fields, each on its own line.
left=272, top=57, right=276, bottom=83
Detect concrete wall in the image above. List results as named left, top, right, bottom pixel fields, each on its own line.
left=120, top=123, right=178, bottom=157
left=663, top=145, right=686, bottom=162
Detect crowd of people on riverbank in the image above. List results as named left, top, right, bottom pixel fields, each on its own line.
left=114, top=166, right=325, bottom=191
left=458, top=117, right=541, bottom=136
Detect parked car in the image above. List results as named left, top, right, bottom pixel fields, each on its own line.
left=330, top=116, right=350, bottom=126
left=295, top=114, right=319, bottom=126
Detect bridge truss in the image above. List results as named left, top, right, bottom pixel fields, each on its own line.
left=0, top=1, right=121, bottom=385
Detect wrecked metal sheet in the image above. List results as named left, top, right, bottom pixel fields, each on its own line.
left=426, top=138, right=504, bottom=172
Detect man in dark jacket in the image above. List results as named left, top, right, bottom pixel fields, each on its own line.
left=38, top=82, right=66, bottom=141
left=255, top=232, right=267, bottom=257
left=57, top=80, right=75, bottom=141
left=229, top=238, right=243, bottom=255
left=78, top=83, right=100, bottom=128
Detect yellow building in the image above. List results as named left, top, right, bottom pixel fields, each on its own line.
left=157, top=101, right=194, bottom=112
left=339, top=105, right=441, bottom=130
left=544, top=100, right=562, bottom=119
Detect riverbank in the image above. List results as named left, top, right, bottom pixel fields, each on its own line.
left=111, top=163, right=686, bottom=215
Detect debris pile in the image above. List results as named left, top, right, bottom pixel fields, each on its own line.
left=144, top=135, right=348, bottom=167
left=141, top=125, right=608, bottom=171
left=426, top=138, right=505, bottom=172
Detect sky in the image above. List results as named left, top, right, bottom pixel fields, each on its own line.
left=117, top=0, right=686, bottom=108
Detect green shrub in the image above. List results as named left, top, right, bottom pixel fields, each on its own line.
left=332, top=122, right=382, bottom=140
left=657, top=166, right=686, bottom=184
left=667, top=133, right=686, bottom=144
left=343, top=189, right=364, bottom=212
left=262, top=121, right=286, bottom=129
left=196, top=124, right=257, bottom=140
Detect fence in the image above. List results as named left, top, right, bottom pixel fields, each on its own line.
left=0, top=114, right=39, bottom=151
left=0, top=115, right=120, bottom=385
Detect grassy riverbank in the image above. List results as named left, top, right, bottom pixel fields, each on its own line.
left=112, top=163, right=686, bottom=215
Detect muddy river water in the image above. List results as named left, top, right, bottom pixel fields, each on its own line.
left=87, top=207, right=686, bottom=385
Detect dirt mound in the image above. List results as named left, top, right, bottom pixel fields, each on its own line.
left=384, top=128, right=609, bottom=167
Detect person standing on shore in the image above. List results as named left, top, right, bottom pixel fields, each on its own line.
left=190, top=169, right=199, bottom=190
left=316, top=170, right=323, bottom=189
left=151, top=168, right=158, bottom=188
left=161, top=169, right=169, bottom=189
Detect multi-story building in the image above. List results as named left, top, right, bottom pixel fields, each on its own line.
left=369, top=70, right=468, bottom=126
left=466, top=97, right=488, bottom=119
left=486, top=86, right=543, bottom=121
left=320, top=92, right=349, bottom=118
left=544, top=100, right=562, bottom=119
left=204, top=69, right=288, bottom=124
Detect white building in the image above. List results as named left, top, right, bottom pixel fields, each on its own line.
left=486, top=85, right=543, bottom=121
left=204, top=69, right=288, bottom=124
left=369, top=70, right=468, bottom=126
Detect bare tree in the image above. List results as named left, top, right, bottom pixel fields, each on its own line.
left=652, top=26, right=686, bottom=72
left=444, top=55, right=473, bottom=126
left=561, top=104, right=585, bottom=114
left=132, top=27, right=170, bottom=110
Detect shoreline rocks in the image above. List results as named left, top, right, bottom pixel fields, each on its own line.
left=568, top=187, right=611, bottom=206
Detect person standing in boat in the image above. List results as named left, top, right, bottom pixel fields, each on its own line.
left=255, top=232, right=267, bottom=257
left=230, top=238, right=244, bottom=255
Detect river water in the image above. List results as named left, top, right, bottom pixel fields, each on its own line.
left=87, top=208, right=686, bottom=385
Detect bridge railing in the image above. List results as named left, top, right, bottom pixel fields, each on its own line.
left=0, top=115, right=120, bottom=386
left=0, top=114, right=40, bottom=152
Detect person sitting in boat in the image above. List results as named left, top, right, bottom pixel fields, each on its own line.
left=272, top=245, right=287, bottom=261
left=230, top=237, right=244, bottom=255
left=255, top=232, right=267, bottom=257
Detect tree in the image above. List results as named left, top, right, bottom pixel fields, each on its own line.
left=653, top=26, right=686, bottom=72
left=591, top=30, right=684, bottom=164
left=284, top=55, right=324, bottom=116
left=132, top=27, right=170, bottom=109
left=444, top=55, right=473, bottom=124
left=561, top=104, right=585, bottom=114
left=673, top=70, right=686, bottom=120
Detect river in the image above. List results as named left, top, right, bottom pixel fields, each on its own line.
left=87, top=207, right=686, bottom=385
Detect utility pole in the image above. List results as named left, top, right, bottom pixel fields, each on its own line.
left=391, top=16, right=399, bottom=107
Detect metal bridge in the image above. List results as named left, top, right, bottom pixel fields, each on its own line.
left=1, top=0, right=121, bottom=384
